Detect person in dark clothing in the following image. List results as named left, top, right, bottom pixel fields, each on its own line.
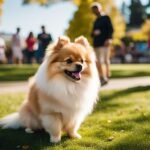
left=36, top=25, right=52, bottom=63
left=91, top=2, right=114, bottom=86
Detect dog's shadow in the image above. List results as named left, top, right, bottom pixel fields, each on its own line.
left=0, top=128, right=68, bottom=150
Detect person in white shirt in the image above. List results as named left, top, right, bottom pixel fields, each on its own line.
left=0, top=37, right=7, bottom=64
left=11, top=27, right=23, bottom=64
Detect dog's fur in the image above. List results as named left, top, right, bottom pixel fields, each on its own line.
left=0, top=36, right=100, bottom=143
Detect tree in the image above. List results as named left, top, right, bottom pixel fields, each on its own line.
left=142, top=19, right=150, bottom=36
left=127, top=19, right=150, bottom=41
left=109, top=5, right=126, bottom=43
left=0, top=0, right=4, bottom=16
left=129, top=0, right=146, bottom=28
left=66, top=0, right=126, bottom=43
left=66, top=0, right=94, bottom=42
left=22, top=0, right=74, bottom=5
left=23, top=0, right=48, bottom=5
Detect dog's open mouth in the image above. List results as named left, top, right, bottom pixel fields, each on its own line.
left=64, top=70, right=81, bottom=81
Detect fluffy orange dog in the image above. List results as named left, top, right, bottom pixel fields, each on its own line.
left=0, top=36, right=100, bottom=143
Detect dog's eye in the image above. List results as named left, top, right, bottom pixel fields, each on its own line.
left=81, top=59, right=84, bottom=63
left=66, top=58, right=73, bottom=64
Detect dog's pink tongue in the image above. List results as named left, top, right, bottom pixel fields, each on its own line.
left=72, top=72, right=80, bottom=79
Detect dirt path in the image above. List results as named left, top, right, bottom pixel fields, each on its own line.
left=102, top=76, right=150, bottom=90
left=0, top=77, right=150, bottom=94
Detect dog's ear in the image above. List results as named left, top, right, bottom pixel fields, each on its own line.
left=54, top=36, right=70, bottom=50
left=75, top=36, right=90, bottom=48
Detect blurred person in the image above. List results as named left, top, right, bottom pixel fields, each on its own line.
left=0, top=37, right=7, bottom=64
left=25, top=32, right=37, bottom=64
left=91, top=2, right=114, bottom=85
left=36, top=25, right=52, bottom=63
left=117, top=40, right=126, bottom=63
left=11, top=27, right=23, bottom=64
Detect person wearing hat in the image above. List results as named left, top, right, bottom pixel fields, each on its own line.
left=91, top=2, right=114, bottom=86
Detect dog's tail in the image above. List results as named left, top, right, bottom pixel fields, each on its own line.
left=0, top=112, right=22, bottom=129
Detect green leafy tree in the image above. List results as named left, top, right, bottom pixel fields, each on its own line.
left=109, top=5, right=126, bottom=43
left=66, top=0, right=94, bottom=42
left=23, top=0, right=73, bottom=5
left=23, top=0, right=51, bottom=5
left=129, top=0, right=146, bottom=27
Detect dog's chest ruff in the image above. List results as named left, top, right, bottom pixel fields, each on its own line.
left=35, top=59, right=99, bottom=115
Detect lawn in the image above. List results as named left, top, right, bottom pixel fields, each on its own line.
left=0, top=64, right=38, bottom=81
left=0, top=64, right=150, bottom=81
left=0, top=86, right=150, bottom=150
left=110, top=64, right=150, bottom=78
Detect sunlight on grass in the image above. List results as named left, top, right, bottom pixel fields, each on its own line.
left=0, top=86, right=150, bottom=150
left=110, top=64, right=150, bottom=78
left=0, top=64, right=39, bottom=81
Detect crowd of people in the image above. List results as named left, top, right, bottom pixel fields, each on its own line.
left=0, top=25, right=53, bottom=64
left=113, top=38, right=150, bottom=64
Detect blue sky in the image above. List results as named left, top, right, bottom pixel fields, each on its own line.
left=0, top=0, right=77, bottom=39
left=0, top=0, right=149, bottom=40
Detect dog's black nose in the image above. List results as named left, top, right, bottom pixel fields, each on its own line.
left=76, top=64, right=82, bottom=72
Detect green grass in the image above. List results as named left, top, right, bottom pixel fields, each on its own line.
left=0, top=86, right=150, bottom=150
left=0, top=64, right=150, bottom=81
left=0, top=64, right=39, bottom=81
left=110, top=64, right=150, bottom=78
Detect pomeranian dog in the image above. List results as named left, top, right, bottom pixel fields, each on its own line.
left=0, top=36, right=100, bottom=143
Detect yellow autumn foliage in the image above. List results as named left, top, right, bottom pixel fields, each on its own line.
left=0, top=0, right=4, bottom=16
left=128, top=20, right=150, bottom=41
left=142, top=19, right=150, bottom=35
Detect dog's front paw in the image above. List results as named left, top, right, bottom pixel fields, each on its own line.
left=25, top=128, right=34, bottom=134
left=50, top=135, right=61, bottom=143
left=69, top=132, right=82, bottom=139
